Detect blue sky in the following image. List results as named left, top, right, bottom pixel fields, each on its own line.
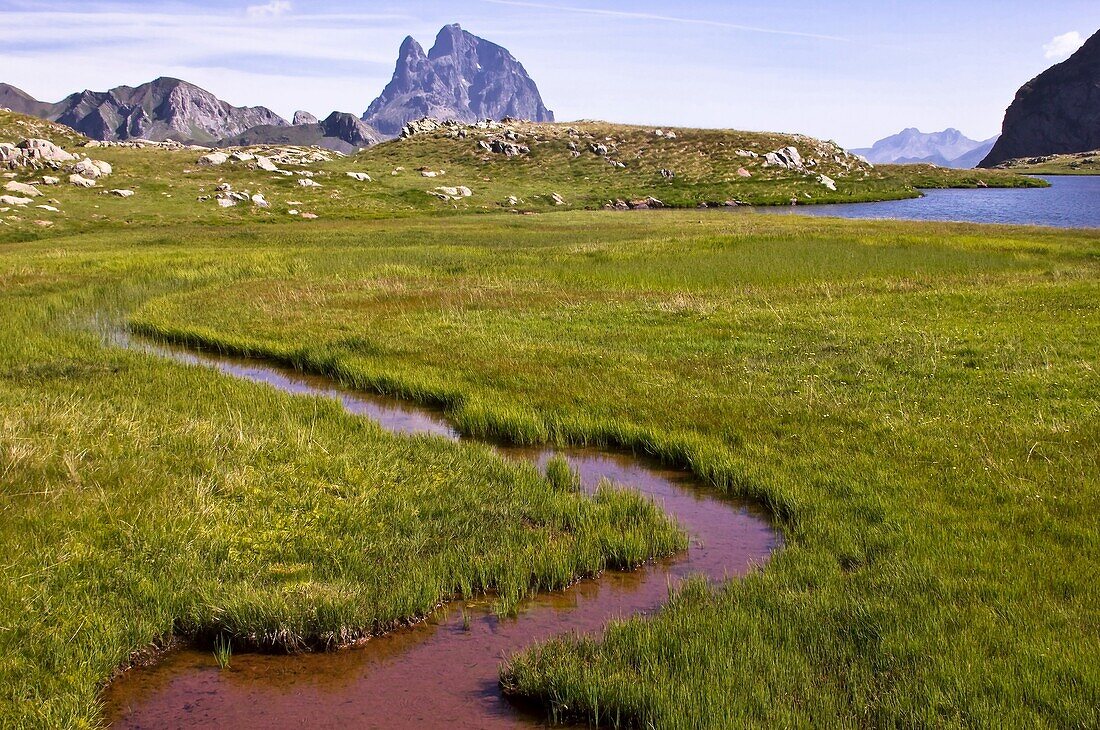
left=1, top=0, right=1097, bottom=146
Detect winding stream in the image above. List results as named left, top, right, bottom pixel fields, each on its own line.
left=104, top=337, right=780, bottom=728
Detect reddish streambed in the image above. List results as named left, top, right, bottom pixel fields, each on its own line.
left=104, top=338, right=779, bottom=728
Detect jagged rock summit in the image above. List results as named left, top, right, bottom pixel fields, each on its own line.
left=0, top=78, right=287, bottom=144
left=981, top=28, right=1100, bottom=167
left=363, top=24, right=554, bottom=137
left=853, top=128, right=998, bottom=169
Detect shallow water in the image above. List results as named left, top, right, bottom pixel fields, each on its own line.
left=761, top=175, right=1100, bottom=228
left=104, top=338, right=779, bottom=728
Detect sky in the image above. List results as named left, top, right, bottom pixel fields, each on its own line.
left=0, top=0, right=1097, bottom=147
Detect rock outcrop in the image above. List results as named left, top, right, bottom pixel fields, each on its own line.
left=981, top=29, right=1100, bottom=167
left=0, top=78, right=287, bottom=144
left=364, top=24, right=554, bottom=137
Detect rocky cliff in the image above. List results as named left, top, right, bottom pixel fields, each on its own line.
left=981, top=29, right=1100, bottom=167
left=0, top=78, right=287, bottom=144
left=364, top=24, right=554, bottom=137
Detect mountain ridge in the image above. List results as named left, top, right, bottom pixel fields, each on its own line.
left=853, top=128, right=997, bottom=169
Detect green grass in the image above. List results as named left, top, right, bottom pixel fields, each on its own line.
left=122, top=213, right=1100, bottom=727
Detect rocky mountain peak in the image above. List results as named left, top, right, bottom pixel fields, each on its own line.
left=363, top=24, right=554, bottom=137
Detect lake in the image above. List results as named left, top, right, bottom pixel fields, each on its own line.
left=761, top=175, right=1099, bottom=228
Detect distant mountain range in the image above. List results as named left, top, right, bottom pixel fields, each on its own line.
left=0, top=77, right=285, bottom=144
left=852, top=128, right=998, bottom=169
left=0, top=24, right=553, bottom=150
left=980, top=28, right=1100, bottom=167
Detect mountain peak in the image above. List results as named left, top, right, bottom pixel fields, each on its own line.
left=363, top=24, right=553, bottom=137
left=854, top=127, right=995, bottom=168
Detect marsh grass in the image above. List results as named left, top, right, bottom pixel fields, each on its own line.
left=0, top=209, right=1096, bottom=727
left=212, top=635, right=232, bottom=670
left=126, top=212, right=1099, bottom=727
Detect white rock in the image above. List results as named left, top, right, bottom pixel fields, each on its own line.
left=198, top=152, right=229, bottom=166
left=346, top=172, right=372, bottom=182
left=41, top=176, right=60, bottom=185
left=288, top=209, right=299, bottom=215
left=551, top=192, right=566, bottom=206
left=818, top=174, right=837, bottom=191
left=69, top=174, right=96, bottom=188
left=230, top=152, right=255, bottom=162
left=421, top=170, right=439, bottom=178
left=216, top=197, right=237, bottom=208
left=35, top=205, right=60, bottom=212
left=4, top=181, right=41, bottom=197
left=108, top=189, right=135, bottom=198
left=91, top=160, right=112, bottom=176
left=0, top=195, right=33, bottom=206
left=298, top=179, right=321, bottom=187
left=251, top=193, right=270, bottom=208
left=17, top=139, right=75, bottom=162
left=254, top=156, right=279, bottom=172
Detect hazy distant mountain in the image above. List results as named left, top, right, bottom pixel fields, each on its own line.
left=0, top=77, right=286, bottom=144
left=218, top=111, right=382, bottom=153
left=852, top=128, right=998, bottom=168
left=364, top=24, right=554, bottom=137
left=981, top=28, right=1100, bottom=167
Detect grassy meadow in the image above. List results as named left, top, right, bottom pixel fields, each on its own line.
left=1, top=114, right=1097, bottom=727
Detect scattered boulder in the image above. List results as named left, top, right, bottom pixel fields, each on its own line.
left=590, top=143, right=609, bottom=156
left=229, top=152, right=255, bottom=162
left=301, top=212, right=318, bottom=219
left=818, top=174, right=837, bottom=191
left=41, top=176, right=59, bottom=185
left=737, top=167, right=752, bottom=178
left=659, top=169, right=675, bottom=180
left=35, top=205, right=60, bottom=212
left=108, top=189, right=135, bottom=198
left=489, top=139, right=529, bottom=156
left=4, top=181, right=41, bottom=197
left=251, top=193, right=270, bottom=208
left=628, top=196, right=665, bottom=210
left=420, top=170, right=440, bottom=178
left=346, top=172, right=372, bottom=181
left=505, top=195, right=521, bottom=206
left=198, top=151, right=229, bottom=166
left=217, top=197, right=237, bottom=208
left=69, top=174, right=96, bottom=188
left=432, top=185, right=473, bottom=201
left=0, top=195, right=33, bottom=206
left=551, top=192, right=566, bottom=206
left=298, top=178, right=321, bottom=187
left=255, top=156, right=279, bottom=172
left=72, top=158, right=109, bottom=179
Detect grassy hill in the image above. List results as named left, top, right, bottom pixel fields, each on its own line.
left=1, top=115, right=1043, bottom=236
left=0, top=109, right=87, bottom=148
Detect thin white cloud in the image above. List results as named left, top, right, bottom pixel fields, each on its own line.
left=247, top=1, right=292, bottom=19
left=479, top=0, right=849, bottom=42
left=1043, top=31, right=1084, bottom=60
